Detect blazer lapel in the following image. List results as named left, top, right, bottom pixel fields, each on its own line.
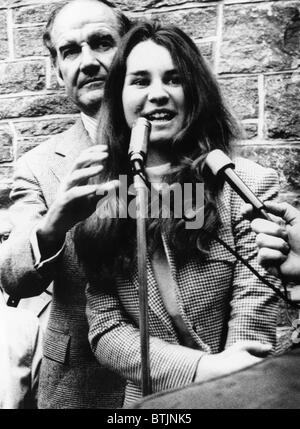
left=160, top=233, right=212, bottom=352
left=131, top=254, right=179, bottom=340
left=50, top=119, right=94, bottom=183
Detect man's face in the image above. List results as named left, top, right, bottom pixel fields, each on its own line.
left=51, top=1, right=121, bottom=117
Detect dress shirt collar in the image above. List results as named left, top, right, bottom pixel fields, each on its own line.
left=81, top=112, right=99, bottom=144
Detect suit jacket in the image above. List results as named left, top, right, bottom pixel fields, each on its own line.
left=87, top=157, right=281, bottom=406
left=0, top=303, right=42, bottom=409
left=0, top=120, right=125, bottom=409
left=17, top=286, right=52, bottom=333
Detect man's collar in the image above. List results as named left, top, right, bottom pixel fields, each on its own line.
left=81, top=112, right=99, bottom=144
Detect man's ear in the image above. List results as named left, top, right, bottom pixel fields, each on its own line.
left=54, top=63, right=65, bottom=87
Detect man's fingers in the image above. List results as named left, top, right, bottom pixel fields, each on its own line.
left=63, top=184, right=99, bottom=203
left=63, top=165, right=104, bottom=190
left=95, top=179, right=120, bottom=196
left=256, top=233, right=290, bottom=254
left=251, top=218, right=288, bottom=239
left=64, top=180, right=120, bottom=203
left=70, top=146, right=108, bottom=171
left=263, top=201, right=300, bottom=225
left=257, top=247, right=287, bottom=267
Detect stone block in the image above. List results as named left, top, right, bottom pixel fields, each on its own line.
left=13, top=3, right=65, bottom=25
left=0, top=61, right=46, bottom=94
left=219, top=76, right=259, bottom=120
left=0, top=124, right=13, bottom=163
left=237, top=145, right=300, bottom=193
left=195, top=41, right=214, bottom=64
left=48, top=66, right=62, bottom=90
left=0, top=12, right=8, bottom=60
left=0, top=93, right=79, bottom=119
left=242, top=123, right=258, bottom=139
left=149, top=7, right=218, bottom=39
left=265, top=73, right=300, bottom=139
left=0, top=165, right=14, bottom=183
left=114, top=0, right=208, bottom=12
left=15, top=117, right=77, bottom=137
left=14, top=27, right=46, bottom=58
left=220, top=2, right=300, bottom=73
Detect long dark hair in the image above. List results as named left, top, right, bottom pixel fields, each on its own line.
left=74, top=20, right=241, bottom=281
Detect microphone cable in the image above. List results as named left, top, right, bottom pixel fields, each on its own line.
left=204, top=230, right=299, bottom=310
left=135, top=171, right=300, bottom=310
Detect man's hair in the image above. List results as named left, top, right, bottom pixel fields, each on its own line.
left=43, top=0, right=132, bottom=64
left=0, top=188, right=12, bottom=210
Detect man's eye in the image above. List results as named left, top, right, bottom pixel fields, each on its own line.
left=0, top=233, right=10, bottom=243
left=92, top=37, right=114, bottom=52
left=99, top=40, right=114, bottom=51
left=62, top=46, right=80, bottom=59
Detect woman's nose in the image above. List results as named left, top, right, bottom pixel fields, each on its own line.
left=148, top=82, right=169, bottom=104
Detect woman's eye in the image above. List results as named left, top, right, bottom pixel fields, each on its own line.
left=132, top=78, right=149, bottom=87
left=168, top=75, right=181, bottom=85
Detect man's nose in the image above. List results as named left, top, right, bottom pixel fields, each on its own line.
left=148, top=82, right=169, bottom=104
left=80, top=45, right=100, bottom=74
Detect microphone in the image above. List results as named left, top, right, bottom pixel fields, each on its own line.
left=128, top=117, right=151, bottom=165
left=205, top=149, right=272, bottom=221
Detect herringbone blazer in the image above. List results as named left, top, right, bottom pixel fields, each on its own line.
left=87, top=157, right=281, bottom=406
left=0, top=120, right=125, bottom=409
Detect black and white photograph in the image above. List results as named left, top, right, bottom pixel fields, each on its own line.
left=0, top=0, right=299, bottom=412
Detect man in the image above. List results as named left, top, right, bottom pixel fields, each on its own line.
left=0, top=0, right=131, bottom=409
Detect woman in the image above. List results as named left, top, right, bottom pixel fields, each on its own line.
left=75, top=21, right=280, bottom=406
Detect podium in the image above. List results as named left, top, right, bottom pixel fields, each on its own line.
left=132, top=348, right=300, bottom=409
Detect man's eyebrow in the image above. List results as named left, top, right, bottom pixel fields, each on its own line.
left=58, top=41, right=77, bottom=52
left=89, top=33, right=114, bottom=39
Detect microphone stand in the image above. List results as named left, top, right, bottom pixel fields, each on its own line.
left=132, top=161, right=152, bottom=397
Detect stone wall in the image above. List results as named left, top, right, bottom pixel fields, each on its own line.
left=0, top=0, right=299, bottom=348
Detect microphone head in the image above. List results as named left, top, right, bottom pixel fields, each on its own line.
left=205, top=149, right=235, bottom=176
left=128, top=118, right=151, bottom=163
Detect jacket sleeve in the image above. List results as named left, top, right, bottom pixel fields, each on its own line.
left=86, top=282, right=203, bottom=393
left=0, top=155, right=61, bottom=298
left=225, top=159, right=281, bottom=350
left=30, top=316, right=43, bottom=408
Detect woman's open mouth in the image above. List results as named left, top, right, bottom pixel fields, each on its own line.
left=143, top=109, right=176, bottom=122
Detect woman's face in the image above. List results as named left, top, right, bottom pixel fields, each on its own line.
left=122, top=40, right=186, bottom=148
